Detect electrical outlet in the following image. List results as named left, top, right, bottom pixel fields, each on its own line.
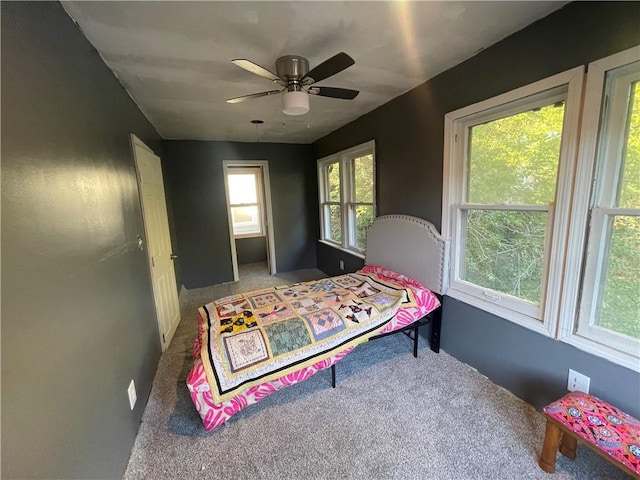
left=567, top=369, right=590, bottom=393
left=128, top=379, right=137, bottom=410
left=339, top=260, right=345, bottom=271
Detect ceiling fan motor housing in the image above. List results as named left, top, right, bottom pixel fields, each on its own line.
left=276, top=55, right=309, bottom=91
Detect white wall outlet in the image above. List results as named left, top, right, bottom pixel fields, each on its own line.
left=567, top=369, right=590, bottom=393
left=127, top=379, right=137, bottom=410
left=339, top=260, right=345, bottom=271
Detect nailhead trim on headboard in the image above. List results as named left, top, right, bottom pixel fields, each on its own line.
left=365, top=214, right=449, bottom=295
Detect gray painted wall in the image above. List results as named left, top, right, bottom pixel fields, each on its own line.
left=317, top=241, right=364, bottom=276
left=2, top=2, right=163, bottom=478
left=162, top=141, right=318, bottom=288
left=236, top=236, right=268, bottom=265
left=313, top=1, right=640, bottom=418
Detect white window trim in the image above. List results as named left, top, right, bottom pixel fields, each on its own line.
left=227, top=167, right=265, bottom=238
left=442, top=66, right=585, bottom=338
left=318, top=140, right=376, bottom=257
left=558, top=46, right=640, bottom=372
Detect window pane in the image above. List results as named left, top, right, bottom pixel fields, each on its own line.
left=468, top=102, right=565, bottom=205
left=353, top=154, right=374, bottom=202
left=327, top=163, right=341, bottom=202
left=596, top=216, right=640, bottom=338
left=325, top=204, right=342, bottom=243
left=353, top=204, right=374, bottom=250
left=618, top=81, right=640, bottom=209
left=228, top=174, right=257, bottom=204
left=463, top=209, right=547, bottom=304
left=231, top=206, right=261, bottom=235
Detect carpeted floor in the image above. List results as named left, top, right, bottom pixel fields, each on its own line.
left=124, top=263, right=631, bottom=479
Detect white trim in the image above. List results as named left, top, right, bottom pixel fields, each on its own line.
left=222, top=169, right=239, bottom=282
left=562, top=335, right=640, bottom=373
left=318, top=239, right=366, bottom=260
left=543, top=66, right=585, bottom=339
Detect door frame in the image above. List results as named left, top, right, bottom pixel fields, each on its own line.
left=223, top=160, right=277, bottom=280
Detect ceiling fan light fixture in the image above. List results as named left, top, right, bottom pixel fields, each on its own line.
left=282, top=90, right=309, bottom=116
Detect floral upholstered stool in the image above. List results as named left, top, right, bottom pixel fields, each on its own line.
left=539, top=391, right=640, bottom=479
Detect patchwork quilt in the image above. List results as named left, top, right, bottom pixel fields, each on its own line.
left=198, top=271, right=416, bottom=403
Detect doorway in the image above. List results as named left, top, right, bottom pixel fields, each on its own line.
left=223, top=161, right=276, bottom=280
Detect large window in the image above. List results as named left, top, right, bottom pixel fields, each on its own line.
left=443, top=68, right=584, bottom=333
left=443, top=47, right=640, bottom=371
left=561, top=48, right=640, bottom=370
left=318, top=141, right=375, bottom=255
left=227, top=167, right=264, bottom=237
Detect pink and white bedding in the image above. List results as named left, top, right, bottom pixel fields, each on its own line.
left=186, top=264, right=440, bottom=431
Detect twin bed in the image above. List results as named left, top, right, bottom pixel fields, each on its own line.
left=186, top=214, right=449, bottom=431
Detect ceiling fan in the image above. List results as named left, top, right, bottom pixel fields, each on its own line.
left=226, top=52, right=359, bottom=116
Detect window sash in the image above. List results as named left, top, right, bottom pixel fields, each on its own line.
left=451, top=204, right=552, bottom=321
left=577, top=210, right=640, bottom=354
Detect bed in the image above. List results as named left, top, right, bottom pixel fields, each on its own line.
left=186, top=214, right=449, bottom=431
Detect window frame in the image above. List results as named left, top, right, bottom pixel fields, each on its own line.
left=318, top=140, right=376, bottom=257
left=226, top=167, right=265, bottom=239
left=442, top=67, right=585, bottom=337
left=558, top=47, right=640, bottom=371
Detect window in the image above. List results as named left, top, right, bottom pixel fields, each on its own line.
left=318, top=141, right=376, bottom=255
left=443, top=68, right=584, bottom=334
left=560, top=47, right=640, bottom=370
left=443, top=47, right=640, bottom=371
left=227, top=167, right=264, bottom=237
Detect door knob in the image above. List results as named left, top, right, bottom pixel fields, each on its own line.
left=170, top=254, right=178, bottom=260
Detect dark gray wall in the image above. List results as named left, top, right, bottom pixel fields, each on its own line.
left=163, top=141, right=318, bottom=288
left=1, top=2, right=163, bottom=479
left=313, top=1, right=640, bottom=418
left=236, top=236, right=268, bottom=265
left=317, top=241, right=365, bottom=276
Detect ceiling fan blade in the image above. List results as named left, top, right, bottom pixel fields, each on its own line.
left=226, top=89, right=283, bottom=104
left=231, top=59, right=284, bottom=83
left=303, top=52, right=355, bottom=84
left=307, top=86, right=359, bottom=100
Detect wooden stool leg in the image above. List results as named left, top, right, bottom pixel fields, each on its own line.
left=539, top=419, right=563, bottom=473
left=560, top=433, right=577, bottom=459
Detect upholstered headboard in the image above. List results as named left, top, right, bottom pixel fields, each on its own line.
left=365, top=214, right=449, bottom=295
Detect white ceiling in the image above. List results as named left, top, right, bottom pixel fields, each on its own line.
left=62, top=1, right=567, bottom=144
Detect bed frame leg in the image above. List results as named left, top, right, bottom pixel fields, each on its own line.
left=430, top=308, right=442, bottom=353
left=331, top=364, right=336, bottom=388
left=413, top=325, right=419, bottom=358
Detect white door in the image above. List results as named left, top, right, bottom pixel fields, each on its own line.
left=132, top=135, right=180, bottom=351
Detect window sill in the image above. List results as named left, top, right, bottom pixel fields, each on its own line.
left=447, top=286, right=553, bottom=338
left=560, top=334, right=640, bottom=373
left=450, top=287, right=639, bottom=373
left=318, top=239, right=366, bottom=260
left=234, top=233, right=265, bottom=239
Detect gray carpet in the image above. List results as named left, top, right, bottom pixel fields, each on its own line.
left=124, top=263, right=631, bottom=479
